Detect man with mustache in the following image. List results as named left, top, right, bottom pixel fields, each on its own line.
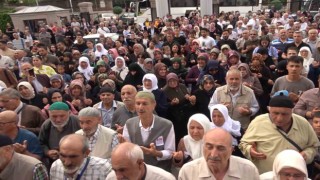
left=76, top=107, right=118, bottom=159
left=179, top=128, right=259, bottom=179
left=50, top=134, right=112, bottom=179
left=122, top=91, right=175, bottom=172
left=38, top=102, right=80, bottom=165
left=209, top=69, right=259, bottom=130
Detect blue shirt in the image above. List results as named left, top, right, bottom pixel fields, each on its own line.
left=14, top=128, right=44, bottom=158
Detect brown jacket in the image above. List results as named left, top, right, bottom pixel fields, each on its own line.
left=0, top=68, right=18, bottom=88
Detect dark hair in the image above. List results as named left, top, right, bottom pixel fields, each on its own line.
left=256, top=47, right=268, bottom=55
left=0, top=39, right=7, bottom=44
left=313, top=111, right=320, bottom=119
left=36, top=43, right=47, bottom=50
left=287, top=46, right=298, bottom=53
left=260, top=35, right=271, bottom=46
left=287, top=55, right=303, bottom=65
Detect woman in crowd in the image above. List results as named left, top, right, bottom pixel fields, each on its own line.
left=209, top=104, right=243, bottom=156
left=249, top=53, right=274, bottom=113
left=199, top=60, right=226, bottom=87
left=298, top=46, right=314, bottom=77
left=168, top=57, right=188, bottom=81
left=238, top=63, right=264, bottom=96
left=17, top=81, right=47, bottom=109
left=42, top=88, right=78, bottom=119
left=49, top=74, right=67, bottom=94
left=154, top=62, right=168, bottom=89
left=172, top=113, right=211, bottom=167
left=142, top=73, right=168, bottom=118
left=110, top=57, right=129, bottom=89
left=163, top=73, right=196, bottom=143
left=253, top=35, right=278, bottom=61
left=64, top=79, right=92, bottom=111
left=94, top=43, right=108, bottom=60
left=123, top=63, right=146, bottom=90
left=193, top=75, right=216, bottom=119
left=77, top=56, right=94, bottom=82
left=32, top=55, right=57, bottom=77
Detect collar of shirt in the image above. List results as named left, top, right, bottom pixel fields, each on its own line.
left=14, top=102, right=24, bottom=114
left=98, top=100, right=117, bottom=110
left=139, top=115, right=155, bottom=131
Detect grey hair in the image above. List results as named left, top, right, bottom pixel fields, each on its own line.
left=226, top=69, right=242, bottom=78
left=78, top=107, right=101, bottom=118
left=113, top=143, right=144, bottom=163
left=0, top=88, right=20, bottom=99
left=59, top=134, right=89, bottom=153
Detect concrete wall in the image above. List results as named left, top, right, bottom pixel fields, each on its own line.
left=10, top=10, right=70, bottom=31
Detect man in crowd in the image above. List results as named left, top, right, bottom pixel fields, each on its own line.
left=76, top=107, right=118, bottom=159
left=39, top=102, right=80, bottom=164
left=271, top=56, right=314, bottom=103
left=179, top=128, right=259, bottom=179
left=239, top=94, right=319, bottom=174
left=50, top=134, right=112, bottom=179
left=37, top=43, right=59, bottom=68
left=282, top=31, right=311, bottom=59
left=294, top=75, right=320, bottom=122
left=0, top=134, right=49, bottom=179
left=106, top=142, right=176, bottom=179
left=0, top=88, right=45, bottom=134
left=0, top=110, right=43, bottom=160
left=93, top=87, right=123, bottom=128
left=111, top=85, right=137, bottom=133
left=0, top=40, right=15, bottom=59
left=209, top=69, right=259, bottom=129
left=122, top=91, right=175, bottom=172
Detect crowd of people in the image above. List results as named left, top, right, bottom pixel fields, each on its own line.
left=0, top=6, right=320, bottom=179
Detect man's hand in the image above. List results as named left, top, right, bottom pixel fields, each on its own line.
left=47, top=149, right=59, bottom=160
left=140, top=143, right=162, bottom=158
left=250, top=142, right=267, bottom=160
left=117, top=134, right=127, bottom=143
left=172, top=151, right=183, bottom=161
left=300, top=151, right=307, bottom=160
left=238, top=105, right=251, bottom=115
left=13, top=140, right=28, bottom=154
left=115, top=124, right=123, bottom=134
left=288, top=92, right=299, bottom=103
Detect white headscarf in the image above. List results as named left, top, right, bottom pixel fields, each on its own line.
left=111, top=56, right=127, bottom=71
left=298, top=46, right=314, bottom=75
left=78, top=56, right=94, bottom=81
left=183, top=113, right=211, bottom=160
left=17, top=81, right=35, bottom=100
left=209, top=104, right=241, bottom=145
left=142, top=73, right=158, bottom=92
left=94, top=43, right=108, bottom=59
left=260, top=149, right=308, bottom=180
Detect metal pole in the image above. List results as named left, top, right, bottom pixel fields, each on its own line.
left=69, top=0, right=74, bottom=14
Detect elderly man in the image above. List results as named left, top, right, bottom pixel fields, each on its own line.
left=111, top=85, right=138, bottom=133
left=0, top=134, right=49, bottom=180
left=208, top=69, right=259, bottom=129
left=93, top=87, right=124, bottom=128
left=239, top=94, right=319, bottom=174
left=303, top=29, right=320, bottom=60
left=122, top=91, right=175, bottom=172
left=0, top=110, right=43, bottom=160
left=106, top=142, right=175, bottom=180
left=76, top=107, right=118, bottom=159
left=0, top=88, right=45, bottom=134
left=38, top=102, right=80, bottom=164
left=293, top=75, right=320, bottom=122
left=50, top=134, right=112, bottom=179
left=179, top=128, right=259, bottom=179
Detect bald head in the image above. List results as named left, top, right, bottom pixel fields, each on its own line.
left=112, top=142, right=143, bottom=163
left=121, top=85, right=137, bottom=94
left=59, top=134, right=89, bottom=153
left=204, top=128, right=233, bottom=147
left=0, top=111, right=17, bottom=122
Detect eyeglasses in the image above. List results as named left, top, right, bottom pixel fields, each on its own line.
left=0, top=121, right=16, bottom=126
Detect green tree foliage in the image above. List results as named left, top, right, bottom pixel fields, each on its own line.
left=270, top=0, right=283, bottom=10
left=0, top=9, right=14, bottom=33
left=113, top=6, right=123, bottom=15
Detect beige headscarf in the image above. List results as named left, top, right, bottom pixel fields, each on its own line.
left=17, top=81, right=35, bottom=100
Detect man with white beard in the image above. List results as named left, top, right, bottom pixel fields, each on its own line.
left=75, top=107, right=118, bottom=159
left=38, top=102, right=81, bottom=165
left=208, top=69, right=259, bottom=129
left=50, top=134, right=112, bottom=179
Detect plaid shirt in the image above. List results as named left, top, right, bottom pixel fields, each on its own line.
left=33, top=163, right=49, bottom=180
left=50, top=157, right=112, bottom=180
left=87, top=125, right=119, bottom=151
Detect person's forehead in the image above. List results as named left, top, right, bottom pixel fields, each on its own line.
left=269, top=106, right=292, bottom=112
left=50, top=110, right=68, bottom=115
left=135, top=97, right=152, bottom=103
left=79, top=116, right=99, bottom=121
left=227, top=72, right=240, bottom=78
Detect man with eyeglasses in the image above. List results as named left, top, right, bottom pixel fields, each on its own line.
left=0, top=110, right=43, bottom=160
left=50, top=134, right=112, bottom=179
